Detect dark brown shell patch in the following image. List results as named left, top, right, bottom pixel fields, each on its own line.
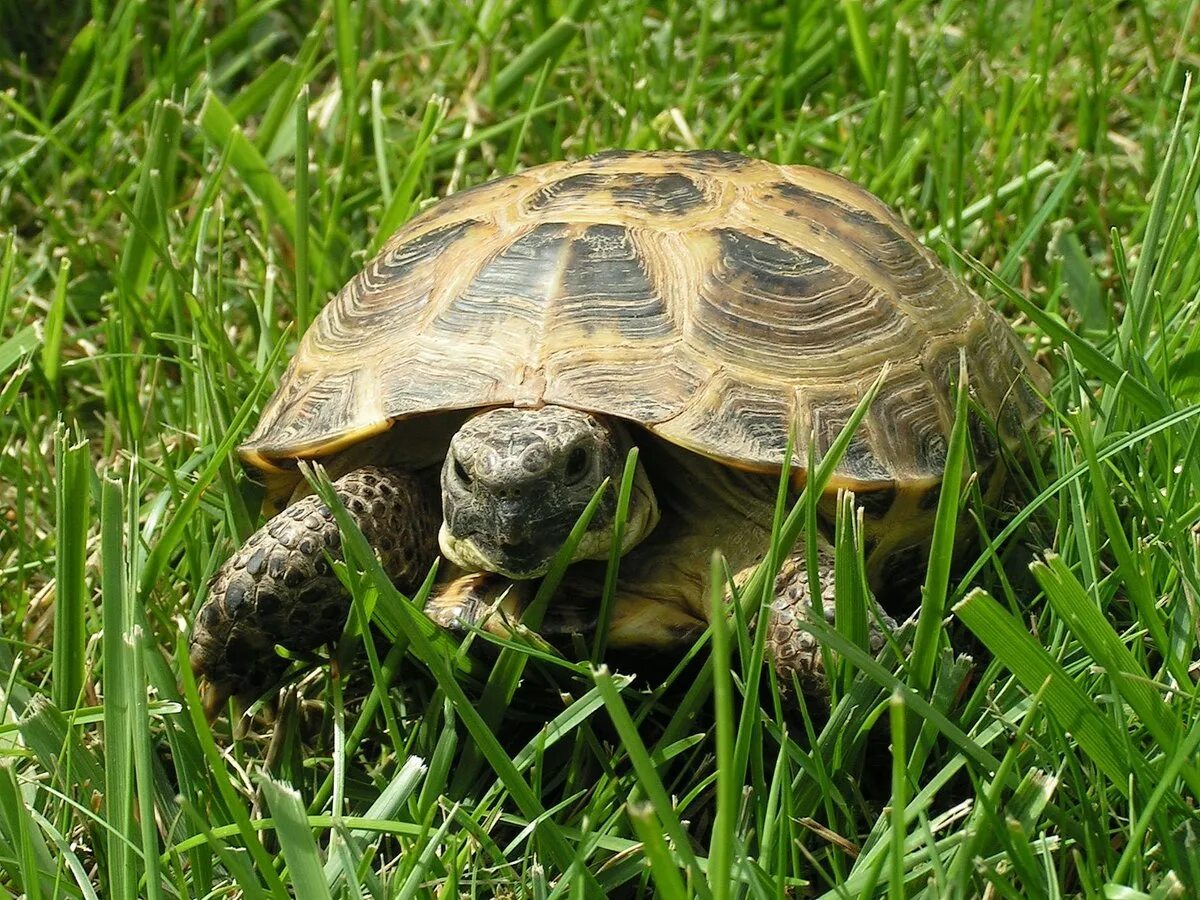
left=527, top=171, right=708, bottom=218
left=525, top=174, right=609, bottom=212
left=609, top=173, right=708, bottom=216
left=431, top=223, right=570, bottom=333
left=558, top=225, right=674, bottom=338
left=808, top=396, right=894, bottom=483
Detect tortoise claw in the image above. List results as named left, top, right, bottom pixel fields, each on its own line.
left=198, top=679, right=232, bottom=724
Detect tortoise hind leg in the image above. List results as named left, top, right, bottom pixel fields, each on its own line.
left=189, top=466, right=440, bottom=716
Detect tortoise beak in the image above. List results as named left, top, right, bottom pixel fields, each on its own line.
left=494, top=539, right=558, bottom=579
left=438, top=522, right=556, bottom=579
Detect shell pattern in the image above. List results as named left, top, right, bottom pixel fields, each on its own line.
left=243, top=150, right=1048, bottom=490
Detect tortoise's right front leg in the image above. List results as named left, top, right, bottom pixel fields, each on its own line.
left=189, top=466, right=440, bottom=715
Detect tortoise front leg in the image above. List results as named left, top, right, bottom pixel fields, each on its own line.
left=765, top=538, right=895, bottom=698
left=424, top=571, right=531, bottom=636
left=189, top=466, right=440, bottom=715
left=426, top=570, right=706, bottom=647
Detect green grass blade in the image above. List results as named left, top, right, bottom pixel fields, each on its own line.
left=832, top=490, right=869, bottom=694
left=0, top=231, right=14, bottom=325
left=198, top=91, right=334, bottom=277
left=839, top=0, right=877, bottom=92
left=322, top=756, right=427, bottom=889
left=52, top=424, right=90, bottom=711
left=40, top=257, right=69, bottom=395
left=100, top=475, right=136, bottom=900
left=1052, top=228, right=1107, bottom=330
left=127, top=623, right=165, bottom=900
left=198, top=91, right=295, bottom=239
left=394, top=802, right=458, bottom=900
left=953, top=588, right=1150, bottom=795
left=1069, top=399, right=1191, bottom=687
left=332, top=0, right=360, bottom=122
left=294, top=83, right=312, bottom=332
left=592, top=666, right=713, bottom=900
left=258, top=776, right=334, bottom=900
left=960, top=251, right=1167, bottom=418
left=996, top=153, right=1084, bottom=283
left=0, top=326, right=39, bottom=379
left=487, top=0, right=594, bottom=107
left=708, top=552, right=736, bottom=900
left=0, top=761, right=54, bottom=899
left=1110, top=715, right=1200, bottom=887
left=24, top=804, right=102, bottom=900
left=910, top=351, right=970, bottom=695
left=628, top=803, right=690, bottom=900
left=888, top=689, right=908, bottom=899
left=137, top=332, right=288, bottom=600
left=369, top=96, right=447, bottom=256
left=1031, top=553, right=1200, bottom=799
left=1124, top=75, right=1195, bottom=343
left=592, top=447, right=640, bottom=663
left=16, top=695, right=106, bottom=811
left=177, top=635, right=290, bottom=895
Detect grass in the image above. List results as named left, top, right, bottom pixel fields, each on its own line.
left=2, top=0, right=1200, bottom=895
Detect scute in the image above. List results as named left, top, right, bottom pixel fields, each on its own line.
left=243, top=151, right=1048, bottom=490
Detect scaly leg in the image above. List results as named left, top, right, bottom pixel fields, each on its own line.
left=765, top=538, right=895, bottom=697
left=189, top=466, right=440, bottom=713
left=424, top=571, right=531, bottom=636
left=425, top=568, right=706, bottom=647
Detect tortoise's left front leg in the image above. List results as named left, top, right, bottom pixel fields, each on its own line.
left=765, top=538, right=896, bottom=698
left=425, top=570, right=706, bottom=646
left=424, top=572, right=531, bottom=636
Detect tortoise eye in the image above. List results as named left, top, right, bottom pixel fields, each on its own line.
left=565, top=446, right=590, bottom=482
left=453, top=457, right=472, bottom=486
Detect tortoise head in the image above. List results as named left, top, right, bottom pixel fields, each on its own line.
left=438, top=406, right=659, bottom=579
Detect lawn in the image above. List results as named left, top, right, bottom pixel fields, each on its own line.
left=3, top=0, right=1200, bottom=896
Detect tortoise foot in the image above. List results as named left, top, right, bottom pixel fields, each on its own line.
left=424, top=572, right=529, bottom=636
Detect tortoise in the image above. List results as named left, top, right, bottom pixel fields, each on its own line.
left=189, top=149, right=1048, bottom=713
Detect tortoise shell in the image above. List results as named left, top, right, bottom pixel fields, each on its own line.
left=243, top=150, right=1048, bottom=492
